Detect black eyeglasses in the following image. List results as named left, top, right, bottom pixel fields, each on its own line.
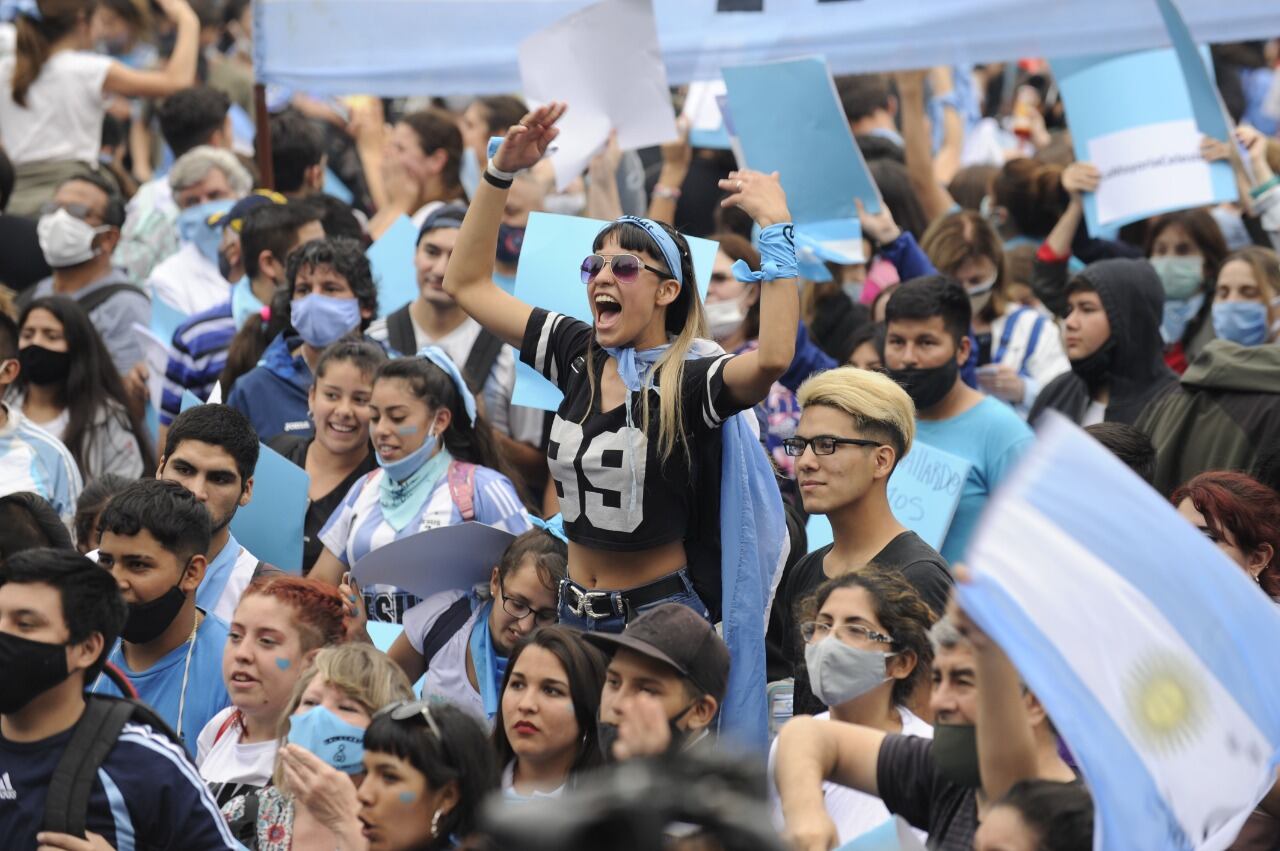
left=499, top=583, right=558, bottom=627
left=375, top=699, right=443, bottom=740
left=782, top=436, right=883, bottom=457
left=580, top=253, right=672, bottom=285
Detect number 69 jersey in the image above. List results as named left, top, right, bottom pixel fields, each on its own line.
left=521, top=309, right=748, bottom=552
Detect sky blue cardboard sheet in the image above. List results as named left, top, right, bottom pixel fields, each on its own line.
left=367, top=214, right=420, bottom=319
left=150, top=297, right=188, bottom=349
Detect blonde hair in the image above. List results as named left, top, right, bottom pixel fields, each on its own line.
left=797, top=366, right=916, bottom=465
left=1222, top=246, right=1280, bottom=302
left=272, top=644, right=414, bottom=790
left=921, top=210, right=1007, bottom=322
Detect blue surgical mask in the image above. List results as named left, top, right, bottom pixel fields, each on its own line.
left=1149, top=255, right=1204, bottom=301
left=286, top=705, right=366, bottom=775
left=291, top=294, right=361, bottom=348
left=230, top=277, right=263, bottom=329
left=1162, top=294, right=1204, bottom=345
left=1212, top=301, right=1269, bottom=346
left=460, top=147, right=481, bottom=199
left=177, top=199, right=235, bottom=266
left=376, top=427, right=438, bottom=481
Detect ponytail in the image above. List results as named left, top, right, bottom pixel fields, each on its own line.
left=12, top=1, right=87, bottom=108
left=993, top=158, right=1067, bottom=239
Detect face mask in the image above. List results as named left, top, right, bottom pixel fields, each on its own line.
left=218, top=249, right=235, bottom=281
left=177, top=199, right=236, bottom=266
left=804, top=638, right=893, bottom=707
left=1069, top=338, right=1116, bottom=394
left=544, top=191, right=586, bottom=217
left=496, top=223, right=525, bottom=266
left=1212, top=301, right=1269, bottom=347
left=967, top=275, right=997, bottom=315
left=703, top=298, right=747, bottom=340
left=1149, top=255, right=1204, bottom=301
left=596, top=699, right=699, bottom=761
left=0, top=631, right=72, bottom=713
left=597, top=718, right=621, bottom=760
left=459, top=147, right=481, bottom=199
left=291, top=294, right=362, bottom=348
left=37, top=208, right=110, bottom=268
left=665, top=700, right=699, bottom=753
left=376, top=427, right=438, bottom=482
left=931, top=723, right=983, bottom=789
left=230, top=277, right=264, bottom=329
left=18, top=345, right=72, bottom=386
left=287, top=705, right=366, bottom=774
left=842, top=280, right=865, bottom=303
left=1161, top=294, right=1204, bottom=345
left=888, top=360, right=959, bottom=411
left=121, top=583, right=188, bottom=644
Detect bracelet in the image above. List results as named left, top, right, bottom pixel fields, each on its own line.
left=483, top=166, right=513, bottom=190
left=1250, top=175, right=1280, bottom=199
left=653, top=184, right=681, bottom=201
left=732, top=223, right=798, bottom=283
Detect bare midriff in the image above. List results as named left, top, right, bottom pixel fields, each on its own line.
left=567, top=538, right=688, bottom=589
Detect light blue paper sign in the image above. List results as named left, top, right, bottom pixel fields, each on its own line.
left=367, top=214, right=420, bottom=319
left=324, top=166, right=354, bottom=204
left=511, top=212, right=718, bottom=410
left=144, top=402, right=159, bottom=444
left=151, top=298, right=189, bottom=349
left=1155, top=0, right=1233, bottom=144
left=367, top=621, right=404, bottom=654
left=1052, top=45, right=1236, bottom=233
left=177, top=391, right=310, bottom=573
left=836, top=816, right=926, bottom=851
left=722, top=56, right=880, bottom=265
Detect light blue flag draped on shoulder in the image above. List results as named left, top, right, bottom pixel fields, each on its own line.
left=958, top=413, right=1280, bottom=851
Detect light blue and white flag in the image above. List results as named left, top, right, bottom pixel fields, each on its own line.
left=958, top=413, right=1280, bottom=851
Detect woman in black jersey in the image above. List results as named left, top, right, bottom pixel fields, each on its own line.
left=444, top=103, right=799, bottom=635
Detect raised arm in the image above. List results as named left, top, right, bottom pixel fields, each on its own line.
left=585, top=132, right=624, bottom=221
left=647, top=119, right=692, bottom=225
left=102, top=0, right=198, bottom=99
left=442, top=103, right=567, bottom=349
left=895, top=69, right=956, bottom=224
left=717, top=170, right=799, bottom=407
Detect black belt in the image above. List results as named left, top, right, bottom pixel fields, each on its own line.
left=562, top=572, right=689, bottom=620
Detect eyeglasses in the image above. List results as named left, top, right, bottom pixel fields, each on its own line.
left=580, top=253, right=672, bottom=285
left=499, top=583, right=558, bottom=627
left=38, top=201, right=101, bottom=223
left=800, top=620, right=894, bottom=646
left=376, top=699, right=443, bottom=740
left=782, top=436, right=883, bottom=457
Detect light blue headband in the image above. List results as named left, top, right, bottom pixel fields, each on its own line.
left=611, top=216, right=684, bottom=288
left=415, top=346, right=477, bottom=425
left=527, top=513, right=568, bottom=544
left=0, top=0, right=41, bottom=22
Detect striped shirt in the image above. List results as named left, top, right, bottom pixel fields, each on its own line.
left=0, top=403, right=83, bottom=527
left=319, top=463, right=529, bottom=623
left=160, top=300, right=236, bottom=426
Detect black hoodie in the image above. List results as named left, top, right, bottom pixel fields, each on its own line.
left=1029, top=258, right=1178, bottom=426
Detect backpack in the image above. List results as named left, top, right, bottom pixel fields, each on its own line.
left=384, top=305, right=505, bottom=396
left=42, top=694, right=183, bottom=838
left=17, top=282, right=147, bottom=314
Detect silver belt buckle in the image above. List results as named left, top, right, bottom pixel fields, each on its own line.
left=568, top=584, right=613, bottom=620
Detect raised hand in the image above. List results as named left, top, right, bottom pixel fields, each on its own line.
left=1061, top=161, right=1100, bottom=198
left=855, top=197, right=901, bottom=245
left=491, top=103, right=567, bottom=174
left=719, top=169, right=791, bottom=229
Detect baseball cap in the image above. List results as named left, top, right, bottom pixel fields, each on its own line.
left=585, top=604, right=730, bottom=704
left=208, top=189, right=288, bottom=232
left=417, top=201, right=469, bottom=245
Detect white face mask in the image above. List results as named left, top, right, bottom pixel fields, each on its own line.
left=37, top=208, right=110, bottom=269
left=966, top=274, right=997, bottom=314
left=704, top=297, right=747, bottom=341
left=543, top=191, right=586, bottom=217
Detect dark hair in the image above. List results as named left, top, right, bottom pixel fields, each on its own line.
left=492, top=626, right=609, bottom=784
left=15, top=297, right=152, bottom=477
left=363, top=702, right=499, bottom=846
left=0, top=145, right=14, bottom=211
left=300, top=194, right=364, bottom=244
left=157, top=86, right=231, bottom=158
left=96, top=0, right=149, bottom=33
left=591, top=219, right=697, bottom=336
left=868, top=160, right=928, bottom=241
left=163, top=403, right=260, bottom=485
left=73, top=473, right=133, bottom=553
left=0, top=493, right=72, bottom=565
left=400, top=108, right=465, bottom=199
left=1171, top=470, right=1280, bottom=598
left=11, top=0, right=89, bottom=107
left=855, top=134, right=906, bottom=164
left=239, top=201, right=321, bottom=281
left=270, top=110, right=326, bottom=194
left=57, top=173, right=126, bottom=227
left=281, top=237, right=378, bottom=330
left=98, top=479, right=212, bottom=564
left=0, top=548, right=127, bottom=682
left=475, top=96, right=528, bottom=135
left=993, top=159, right=1067, bottom=239
left=1084, top=423, right=1155, bottom=486
left=884, top=275, right=972, bottom=348
left=847, top=322, right=885, bottom=364
left=315, top=339, right=388, bottom=384
left=0, top=312, right=18, bottom=359
left=836, top=74, right=893, bottom=124
left=949, top=164, right=1000, bottom=211
left=1143, top=209, right=1229, bottom=285
left=497, top=527, right=568, bottom=590
left=801, top=565, right=937, bottom=706
left=994, top=780, right=1094, bottom=851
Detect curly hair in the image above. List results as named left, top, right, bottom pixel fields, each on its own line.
left=239, top=575, right=347, bottom=653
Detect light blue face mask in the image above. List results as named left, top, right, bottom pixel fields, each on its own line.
left=376, top=425, right=438, bottom=481
left=291, top=294, right=361, bottom=348
left=1212, top=301, right=1269, bottom=346
left=459, top=147, right=481, bottom=199
left=286, top=705, right=366, bottom=775
left=230, top=277, right=263, bottom=329
left=1162, top=293, right=1204, bottom=345
left=177, top=199, right=235, bottom=267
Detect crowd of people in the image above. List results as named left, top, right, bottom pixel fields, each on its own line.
left=1, top=2, right=1279, bottom=849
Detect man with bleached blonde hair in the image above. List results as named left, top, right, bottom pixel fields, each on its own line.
left=770, top=365, right=953, bottom=715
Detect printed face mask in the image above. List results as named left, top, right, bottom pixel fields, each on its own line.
left=966, top=275, right=997, bottom=315
left=37, top=208, right=110, bottom=268
left=291, top=294, right=362, bottom=348
left=496, top=223, right=525, bottom=266
left=287, top=705, right=367, bottom=774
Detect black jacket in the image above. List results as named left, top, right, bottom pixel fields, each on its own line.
left=1029, top=258, right=1178, bottom=426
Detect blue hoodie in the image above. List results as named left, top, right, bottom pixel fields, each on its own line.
left=226, top=332, right=312, bottom=441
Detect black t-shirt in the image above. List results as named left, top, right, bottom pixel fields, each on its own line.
left=770, top=531, right=953, bottom=715
left=877, top=733, right=978, bottom=851
left=267, top=433, right=378, bottom=575
left=520, top=308, right=743, bottom=554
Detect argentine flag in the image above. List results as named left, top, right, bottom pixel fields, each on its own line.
left=958, top=413, right=1280, bottom=851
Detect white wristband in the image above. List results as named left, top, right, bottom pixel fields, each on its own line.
left=486, top=162, right=516, bottom=182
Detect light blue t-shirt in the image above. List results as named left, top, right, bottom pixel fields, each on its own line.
left=915, top=396, right=1034, bottom=563
left=92, top=610, right=232, bottom=757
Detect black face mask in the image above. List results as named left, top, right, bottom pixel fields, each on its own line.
left=931, top=723, right=983, bottom=789
left=1069, top=338, right=1116, bottom=395
left=18, top=344, right=72, bottom=386
left=121, top=584, right=187, bottom=644
left=888, top=359, right=959, bottom=411
left=0, top=631, right=71, bottom=714
left=218, top=249, right=235, bottom=281
left=596, top=700, right=700, bottom=761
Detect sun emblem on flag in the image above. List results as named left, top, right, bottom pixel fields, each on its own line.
left=1126, top=652, right=1205, bottom=752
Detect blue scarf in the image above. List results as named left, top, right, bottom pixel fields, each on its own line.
left=603, top=340, right=787, bottom=753
left=468, top=600, right=507, bottom=718
left=378, top=447, right=452, bottom=532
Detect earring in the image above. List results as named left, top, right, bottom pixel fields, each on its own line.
left=431, top=809, right=441, bottom=838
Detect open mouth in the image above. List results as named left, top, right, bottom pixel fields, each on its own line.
left=328, top=421, right=357, bottom=435
left=230, top=670, right=258, bottom=687
left=594, top=293, right=622, bottom=330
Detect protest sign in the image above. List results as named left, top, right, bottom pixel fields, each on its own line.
left=510, top=212, right=718, bottom=410
left=722, top=56, right=879, bottom=264
left=150, top=298, right=188, bottom=351
left=518, top=0, right=678, bottom=190
left=960, top=414, right=1280, bottom=850
left=132, top=323, right=169, bottom=414
left=683, top=79, right=732, bottom=150
left=367, top=214, right=421, bottom=319
left=352, top=522, right=515, bottom=602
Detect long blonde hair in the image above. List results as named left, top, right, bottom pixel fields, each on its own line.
left=584, top=219, right=708, bottom=465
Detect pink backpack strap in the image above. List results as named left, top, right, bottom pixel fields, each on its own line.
left=447, top=461, right=477, bottom=521
left=213, top=709, right=242, bottom=745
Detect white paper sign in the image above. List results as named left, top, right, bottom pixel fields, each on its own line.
left=132, top=323, right=170, bottom=412
left=518, top=0, right=678, bottom=189
left=1088, top=119, right=1215, bottom=228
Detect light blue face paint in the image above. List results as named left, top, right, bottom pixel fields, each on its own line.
left=399, top=791, right=416, bottom=804
left=276, top=658, right=291, bottom=670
